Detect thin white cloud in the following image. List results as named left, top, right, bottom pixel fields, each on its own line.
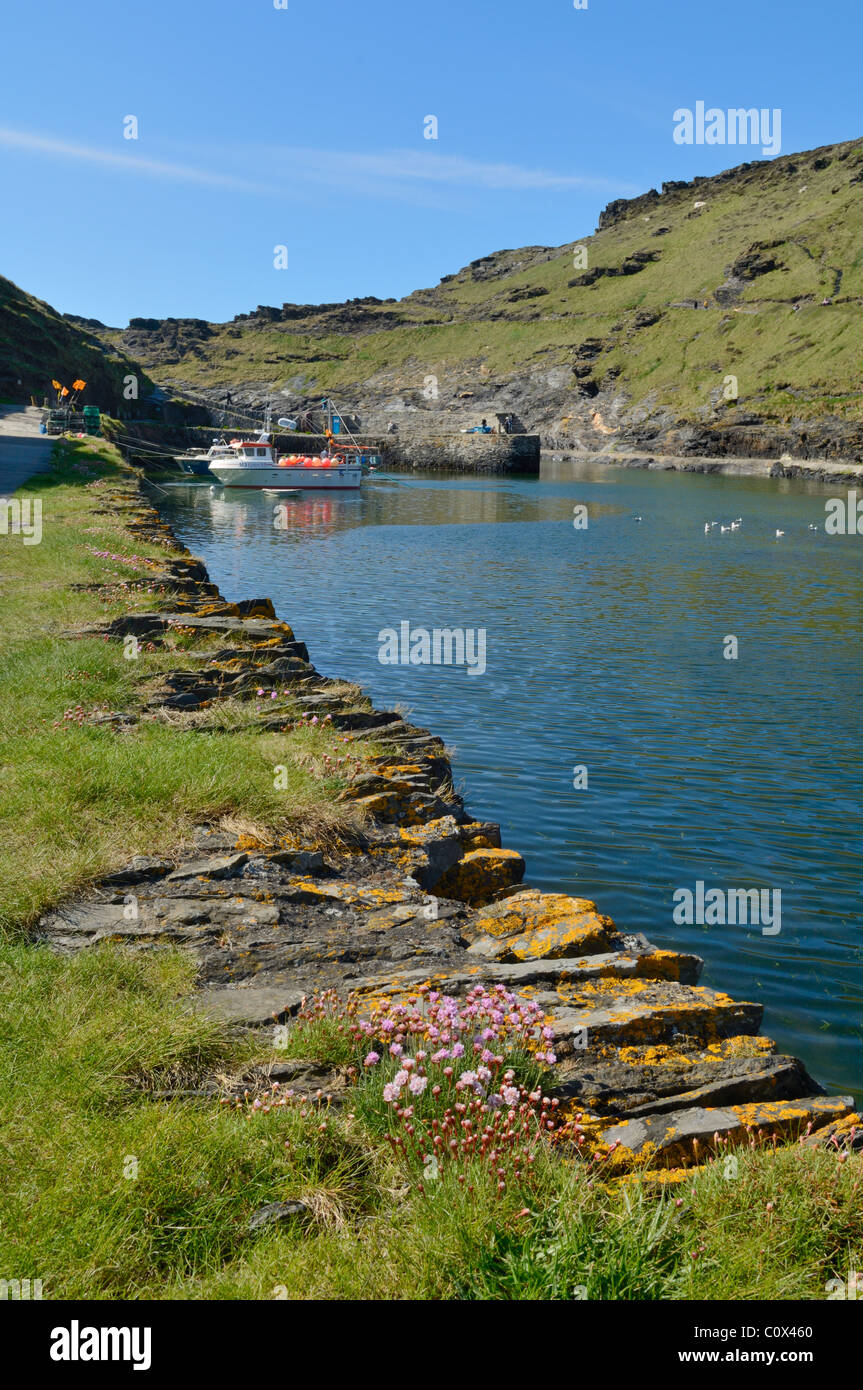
left=0, top=126, right=636, bottom=203
left=0, top=127, right=271, bottom=193
left=270, top=146, right=634, bottom=193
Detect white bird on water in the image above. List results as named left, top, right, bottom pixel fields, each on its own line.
left=704, top=522, right=710, bottom=533
left=808, top=523, right=818, bottom=530
left=720, top=525, right=730, bottom=532
left=634, top=514, right=643, bottom=522
left=775, top=529, right=785, bottom=538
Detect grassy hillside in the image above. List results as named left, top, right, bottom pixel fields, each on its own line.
left=97, top=137, right=863, bottom=452
left=0, top=276, right=154, bottom=413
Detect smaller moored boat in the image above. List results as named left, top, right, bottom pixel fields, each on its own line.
left=175, top=437, right=236, bottom=476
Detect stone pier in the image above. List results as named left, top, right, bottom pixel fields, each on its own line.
left=381, top=429, right=540, bottom=474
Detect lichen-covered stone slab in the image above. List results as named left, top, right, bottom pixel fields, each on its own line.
left=434, top=847, right=525, bottom=905
left=555, top=1039, right=820, bottom=1117
left=547, top=979, right=763, bottom=1050
left=472, top=889, right=615, bottom=952
left=597, top=1094, right=856, bottom=1170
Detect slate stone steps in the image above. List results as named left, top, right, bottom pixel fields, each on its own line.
left=553, top=1040, right=820, bottom=1118
left=183, top=642, right=311, bottom=664
left=547, top=981, right=764, bottom=1051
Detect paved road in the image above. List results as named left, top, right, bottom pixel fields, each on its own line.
left=0, top=407, right=55, bottom=493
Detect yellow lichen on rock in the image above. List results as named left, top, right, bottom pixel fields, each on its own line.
left=499, top=918, right=613, bottom=961
left=474, top=888, right=614, bottom=939
left=434, top=848, right=525, bottom=906
left=633, top=949, right=690, bottom=981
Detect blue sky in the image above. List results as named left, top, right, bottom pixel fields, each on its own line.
left=0, top=0, right=858, bottom=325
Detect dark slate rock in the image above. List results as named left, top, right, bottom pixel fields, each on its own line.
left=166, top=853, right=249, bottom=882
left=247, top=1201, right=310, bottom=1234
left=100, top=857, right=173, bottom=886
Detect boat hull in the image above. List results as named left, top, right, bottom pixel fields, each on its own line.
left=209, top=463, right=362, bottom=490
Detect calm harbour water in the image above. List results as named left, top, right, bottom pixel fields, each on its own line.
left=155, top=459, right=863, bottom=1101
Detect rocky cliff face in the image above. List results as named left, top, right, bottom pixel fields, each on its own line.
left=52, top=135, right=863, bottom=460
left=0, top=276, right=155, bottom=413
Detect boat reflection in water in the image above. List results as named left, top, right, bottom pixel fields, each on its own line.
left=180, top=477, right=369, bottom=547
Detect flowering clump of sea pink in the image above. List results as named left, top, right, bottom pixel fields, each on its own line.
left=355, top=986, right=559, bottom=1193
left=356, top=984, right=557, bottom=1069
left=50, top=702, right=112, bottom=729
left=84, top=544, right=157, bottom=571
left=384, top=1075, right=560, bottom=1197
left=259, top=984, right=563, bottom=1196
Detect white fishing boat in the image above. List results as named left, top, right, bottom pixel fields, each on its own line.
left=208, top=411, right=362, bottom=491
left=209, top=444, right=362, bottom=489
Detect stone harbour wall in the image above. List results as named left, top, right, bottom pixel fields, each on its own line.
left=105, top=419, right=540, bottom=475
left=381, top=429, right=540, bottom=474
left=36, top=473, right=860, bottom=1173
